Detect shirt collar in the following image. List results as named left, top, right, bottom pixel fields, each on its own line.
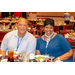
left=14, top=30, right=28, bottom=39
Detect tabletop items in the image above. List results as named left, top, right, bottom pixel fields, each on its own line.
left=0, top=49, right=64, bottom=62
left=64, top=30, right=75, bottom=39
left=0, top=51, right=58, bottom=62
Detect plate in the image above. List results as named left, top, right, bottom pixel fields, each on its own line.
left=34, top=55, right=50, bottom=62
left=1, top=59, right=8, bottom=62
left=65, top=38, right=70, bottom=39
left=70, top=38, right=75, bottom=40
left=71, top=41, right=75, bottom=43
left=34, top=55, right=49, bottom=59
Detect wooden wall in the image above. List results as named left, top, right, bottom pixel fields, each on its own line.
left=36, top=12, right=64, bottom=17
left=0, top=12, right=75, bottom=17
left=27, top=12, right=75, bottom=22
left=27, top=12, right=75, bottom=17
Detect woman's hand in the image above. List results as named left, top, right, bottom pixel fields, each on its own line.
left=54, top=58, right=58, bottom=62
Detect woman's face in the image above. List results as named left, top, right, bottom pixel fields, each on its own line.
left=44, top=25, right=54, bottom=36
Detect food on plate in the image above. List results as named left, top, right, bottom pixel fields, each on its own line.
left=70, top=36, right=75, bottom=39
left=14, top=51, right=19, bottom=55
left=14, top=51, right=19, bottom=59
left=65, top=33, right=70, bottom=38
left=72, top=33, right=75, bottom=37
left=34, top=55, right=50, bottom=62
left=34, top=56, right=44, bottom=59
left=34, top=55, right=49, bottom=59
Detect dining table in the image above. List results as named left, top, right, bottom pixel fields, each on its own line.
left=0, top=54, right=51, bottom=62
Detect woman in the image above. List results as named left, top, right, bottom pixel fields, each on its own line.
left=36, top=18, right=73, bottom=62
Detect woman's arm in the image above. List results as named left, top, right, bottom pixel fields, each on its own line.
left=36, top=50, right=41, bottom=55
left=54, top=49, right=73, bottom=62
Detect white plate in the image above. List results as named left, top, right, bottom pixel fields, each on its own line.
left=34, top=55, right=49, bottom=59
left=1, top=59, right=8, bottom=62
left=70, top=38, right=75, bottom=40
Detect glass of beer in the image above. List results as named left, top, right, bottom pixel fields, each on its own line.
left=8, top=50, right=14, bottom=62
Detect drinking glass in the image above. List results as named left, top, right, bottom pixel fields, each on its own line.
left=49, top=56, right=55, bottom=62
left=18, top=53, right=23, bottom=62
left=8, top=50, right=14, bottom=62
left=23, top=52, right=29, bottom=62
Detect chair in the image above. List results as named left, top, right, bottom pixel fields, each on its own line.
left=54, top=26, right=59, bottom=33
left=68, top=40, right=75, bottom=62
left=36, top=25, right=44, bottom=30
left=66, top=23, right=73, bottom=30
left=5, top=22, right=10, bottom=25
left=0, top=31, right=8, bottom=42
left=73, top=49, right=75, bottom=62
left=39, top=26, right=44, bottom=36
left=27, top=25, right=33, bottom=34
left=0, top=39, right=2, bottom=42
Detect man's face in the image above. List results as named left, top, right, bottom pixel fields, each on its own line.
left=17, top=18, right=28, bottom=35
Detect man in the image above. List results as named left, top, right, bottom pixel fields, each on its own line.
left=63, top=12, right=70, bottom=25
left=0, top=18, right=36, bottom=55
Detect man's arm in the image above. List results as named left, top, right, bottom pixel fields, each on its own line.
left=0, top=49, right=6, bottom=56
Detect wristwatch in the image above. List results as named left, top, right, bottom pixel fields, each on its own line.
left=57, top=57, right=60, bottom=60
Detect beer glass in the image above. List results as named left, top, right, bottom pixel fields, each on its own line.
left=8, top=50, right=14, bottom=62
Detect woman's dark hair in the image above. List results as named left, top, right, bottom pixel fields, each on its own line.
left=44, top=18, right=54, bottom=27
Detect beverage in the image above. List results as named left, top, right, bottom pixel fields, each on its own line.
left=8, top=51, right=14, bottom=62
left=23, top=53, right=29, bottom=62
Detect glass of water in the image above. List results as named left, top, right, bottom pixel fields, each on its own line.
left=23, top=52, right=29, bottom=62
left=49, top=56, right=55, bottom=62
left=18, top=53, right=23, bottom=62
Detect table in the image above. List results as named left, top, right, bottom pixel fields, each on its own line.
left=61, top=30, right=75, bottom=49
left=60, top=30, right=71, bottom=36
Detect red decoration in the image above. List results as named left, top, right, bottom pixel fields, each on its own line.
left=14, top=12, right=22, bottom=17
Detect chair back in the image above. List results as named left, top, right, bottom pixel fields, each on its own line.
left=0, top=32, right=8, bottom=42
left=73, top=49, right=75, bottom=62
left=39, top=26, right=44, bottom=36
left=66, top=23, right=73, bottom=30
left=54, top=26, right=59, bottom=33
